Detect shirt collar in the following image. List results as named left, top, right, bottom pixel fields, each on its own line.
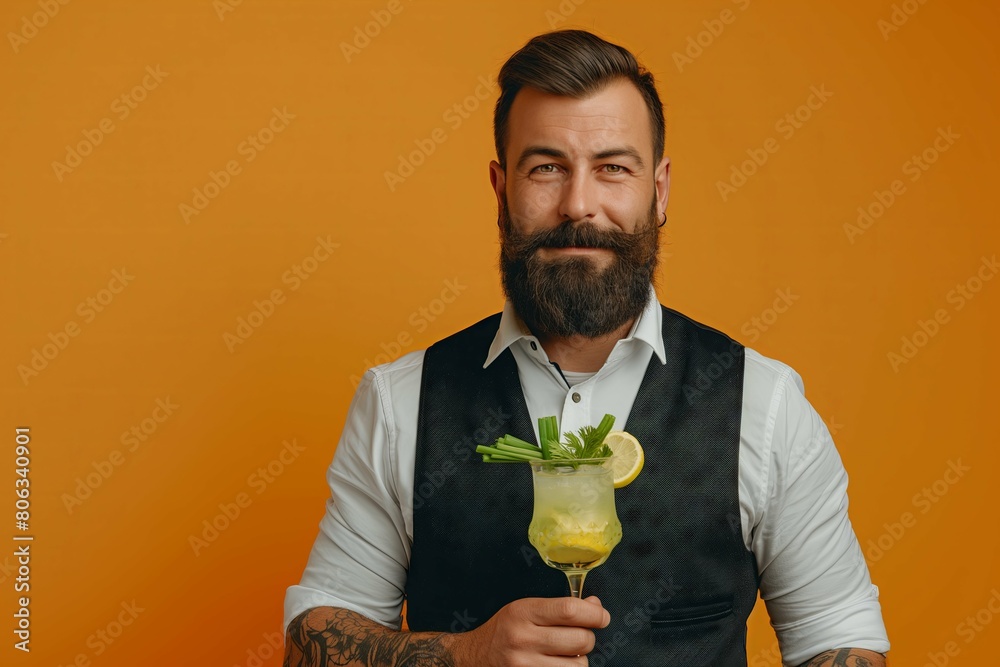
left=483, top=285, right=666, bottom=369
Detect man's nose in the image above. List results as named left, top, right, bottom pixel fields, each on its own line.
left=557, top=170, right=599, bottom=223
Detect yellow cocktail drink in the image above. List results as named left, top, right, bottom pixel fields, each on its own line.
left=528, top=458, right=622, bottom=595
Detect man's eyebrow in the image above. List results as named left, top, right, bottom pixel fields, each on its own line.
left=515, top=146, right=567, bottom=171
left=515, top=145, right=646, bottom=170
left=593, top=147, right=645, bottom=169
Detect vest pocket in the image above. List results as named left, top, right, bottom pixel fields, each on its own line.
left=650, top=599, right=733, bottom=628
left=648, top=598, right=735, bottom=653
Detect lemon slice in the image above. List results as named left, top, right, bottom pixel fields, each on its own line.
left=604, top=431, right=644, bottom=488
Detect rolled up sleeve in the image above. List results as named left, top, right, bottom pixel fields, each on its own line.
left=284, top=369, right=410, bottom=632
left=753, top=369, right=890, bottom=665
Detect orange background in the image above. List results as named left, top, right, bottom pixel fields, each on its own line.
left=2, top=1, right=998, bottom=665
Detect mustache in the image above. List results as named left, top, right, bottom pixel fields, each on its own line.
left=501, top=220, right=657, bottom=261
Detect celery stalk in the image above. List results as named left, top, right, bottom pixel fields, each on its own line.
left=496, top=443, right=542, bottom=458
left=499, top=436, right=542, bottom=451
left=475, top=445, right=538, bottom=461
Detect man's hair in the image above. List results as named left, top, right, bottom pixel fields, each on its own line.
left=493, top=29, right=665, bottom=170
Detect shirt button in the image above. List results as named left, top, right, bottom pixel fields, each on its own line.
left=572, top=392, right=581, bottom=403
left=530, top=341, right=538, bottom=351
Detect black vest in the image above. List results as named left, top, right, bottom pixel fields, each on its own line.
left=405, top=306, right=760, bottom=666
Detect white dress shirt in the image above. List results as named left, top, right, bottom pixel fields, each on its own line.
left=284, top=288, right=890, bottom=665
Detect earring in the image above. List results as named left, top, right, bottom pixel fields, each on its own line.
left=658, top=212, right=667, bottom=227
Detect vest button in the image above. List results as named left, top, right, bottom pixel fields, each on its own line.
left=530, top=341, right=538, bottom=351
left=572, top=392, right=581, bottom=403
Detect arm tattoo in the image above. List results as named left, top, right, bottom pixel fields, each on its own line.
left=798, top=648, right=885, bottom=667
left=284, top=607, right=455, bottom=667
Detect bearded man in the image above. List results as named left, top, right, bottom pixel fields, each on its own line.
left=283, top=29, right=890, bottom=667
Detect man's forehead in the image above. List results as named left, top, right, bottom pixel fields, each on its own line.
left=506, top=80, right=652, bottom=153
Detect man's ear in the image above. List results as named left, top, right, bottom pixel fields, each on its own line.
left=489, top=160, right=506, bottom=223
left=655, top=156, right=670, bottom=220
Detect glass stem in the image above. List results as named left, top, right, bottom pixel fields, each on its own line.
left=565, top=571, right=588, bottom=599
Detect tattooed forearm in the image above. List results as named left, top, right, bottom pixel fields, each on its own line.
left=284, top=607, right=455, bottom=667
left=798, top=648, right=886, bottom=667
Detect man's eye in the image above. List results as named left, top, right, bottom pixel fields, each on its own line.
left=603, top=164, right=626, bottom=174
left=533, top=164, right=558, bottom=174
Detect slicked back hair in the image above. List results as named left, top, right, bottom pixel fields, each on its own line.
left=493, top=29, right=665, bottom=171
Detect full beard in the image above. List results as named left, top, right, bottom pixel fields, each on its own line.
left=499, top=198, right=660, bottom=339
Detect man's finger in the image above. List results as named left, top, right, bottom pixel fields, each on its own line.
left=536, top=625, right=597, bottom=657
left=525, top=596, right=610, bottom=628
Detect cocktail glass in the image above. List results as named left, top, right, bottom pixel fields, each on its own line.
left=527, top=458, right=623, bottom=598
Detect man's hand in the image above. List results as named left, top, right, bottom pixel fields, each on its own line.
left=450, top=596, right=611, bottom=666
left=283, top=598, right=608, bottom=667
